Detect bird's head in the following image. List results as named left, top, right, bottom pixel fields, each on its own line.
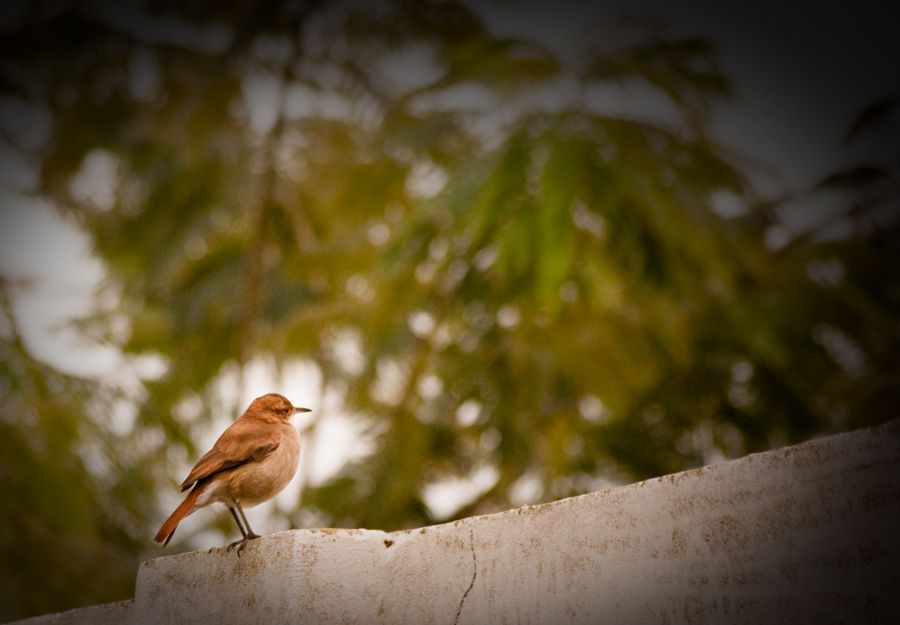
left=248, top=393, right=312, bottom=420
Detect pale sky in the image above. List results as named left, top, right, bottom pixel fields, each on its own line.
left=480, top=0, right=900, bottom=188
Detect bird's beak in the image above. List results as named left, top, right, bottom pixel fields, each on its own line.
left=294, top=407, right=312, bottom=413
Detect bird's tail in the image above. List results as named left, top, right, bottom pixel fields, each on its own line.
left=154, top=483, right=205, bottom=546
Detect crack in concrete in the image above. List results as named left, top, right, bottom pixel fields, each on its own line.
left=452, top=530, right=477, bottom=625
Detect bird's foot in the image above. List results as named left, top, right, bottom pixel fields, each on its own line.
left=227, top=533, right=261, bottom=556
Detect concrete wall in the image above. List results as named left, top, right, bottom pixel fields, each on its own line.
left=14, top=419, right=900, bottom=625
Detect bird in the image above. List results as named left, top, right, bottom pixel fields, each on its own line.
left=154, top=392, right=311, bottom=555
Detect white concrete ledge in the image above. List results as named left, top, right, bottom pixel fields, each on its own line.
left=14, top=419, right=900, bottom=625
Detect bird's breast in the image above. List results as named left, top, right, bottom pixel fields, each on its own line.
left=226, top=425, right=301, bottom=507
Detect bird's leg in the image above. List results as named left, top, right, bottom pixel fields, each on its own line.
left=227, top=502, right=260, bottom=556
left=235, top=502, right=261, bottom=540
left=228, top=506, right=247, bottom=538
left=226, top=506, right=248, bottom=553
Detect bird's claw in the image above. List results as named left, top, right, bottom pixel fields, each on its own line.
left=227, top=533, right=261, bottom=557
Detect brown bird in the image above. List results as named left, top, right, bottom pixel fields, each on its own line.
left=154, top=393, right=311, bottom=554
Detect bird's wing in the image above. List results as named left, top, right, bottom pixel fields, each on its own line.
left=179, top=419, right=282, bottom=491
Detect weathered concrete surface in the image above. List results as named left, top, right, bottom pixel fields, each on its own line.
left=13, top=420, right=900, bottom=625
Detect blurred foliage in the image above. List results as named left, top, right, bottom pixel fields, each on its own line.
left=1, top=0, right=899, bottom=619
left=0, top=281, right=149, bottom=620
